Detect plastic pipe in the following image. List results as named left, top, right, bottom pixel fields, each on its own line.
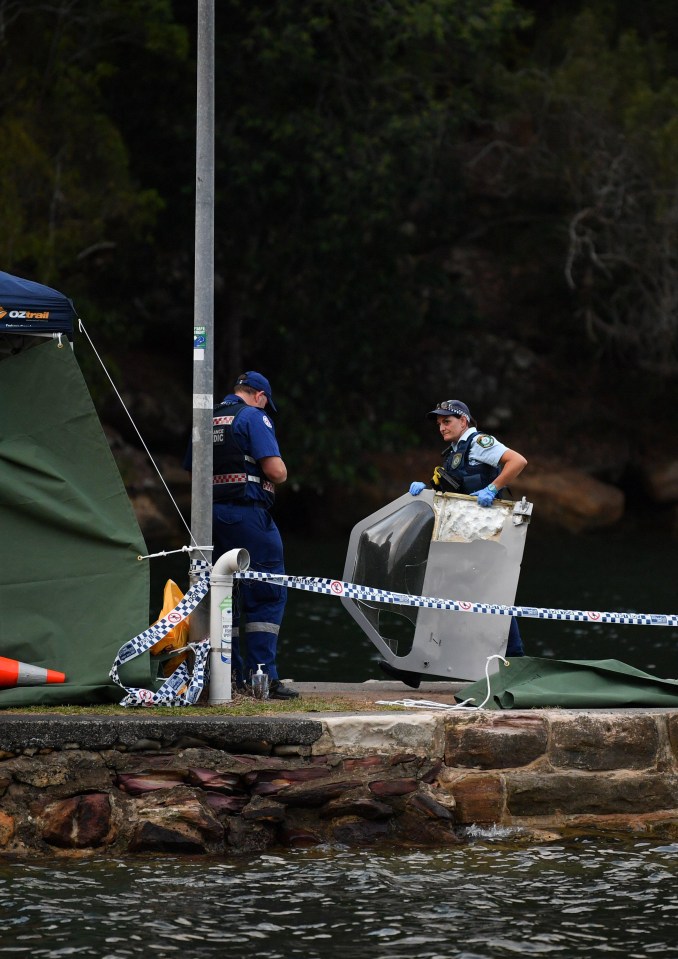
left=209, top=547, right=250, bottom=704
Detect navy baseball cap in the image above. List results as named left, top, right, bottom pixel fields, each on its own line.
left=236, top=371, right=277, bottom=412
left=427, top=399, right=472, bottom=420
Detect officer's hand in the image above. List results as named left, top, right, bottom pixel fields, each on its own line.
left=475, top=484, right=498, bottom=507
left=409, top=482, right=426, bottom=496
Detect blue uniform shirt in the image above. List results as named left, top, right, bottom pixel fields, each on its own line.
left=183, top=394, right=282, bottom=504
left=452, top=426, right=508, bottom=469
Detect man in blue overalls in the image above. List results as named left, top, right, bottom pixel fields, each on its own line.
left=212, top=371, right=299, bottom=699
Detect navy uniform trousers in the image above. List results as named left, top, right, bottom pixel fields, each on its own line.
left=212, top=501, right=287, bottom=684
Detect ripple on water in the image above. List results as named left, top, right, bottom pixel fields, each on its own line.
left=2, top=840, right=678, bottom=957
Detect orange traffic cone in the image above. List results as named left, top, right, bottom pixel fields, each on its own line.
left=0, top=657, right=66, bottom=687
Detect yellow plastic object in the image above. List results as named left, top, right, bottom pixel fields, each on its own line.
left=149, top=579, right=190, bottom=676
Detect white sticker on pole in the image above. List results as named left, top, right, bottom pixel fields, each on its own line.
left=220, top=595, right=232, bottom=663
left=194, top=325, right=206, bottom=360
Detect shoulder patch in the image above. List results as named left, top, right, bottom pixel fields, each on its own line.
left=262, top=415, right=273, bottom=429
left=475, top=434, right=495, bottom=449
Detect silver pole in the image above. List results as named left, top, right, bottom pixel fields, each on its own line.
left=189, top=0, right=215, bottom=642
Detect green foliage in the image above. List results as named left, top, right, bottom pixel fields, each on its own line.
left=211, top=0, right=530, bottom=480
left=5, top=0, right=678, bottom=489
left=0, top=0, right=182, bottom=296
left=492, top=7, right=678, bottom=370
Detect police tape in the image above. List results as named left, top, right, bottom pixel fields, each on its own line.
left=235, top=570, right=678, bottom=628
left=110, top=573, right=211, bottom=707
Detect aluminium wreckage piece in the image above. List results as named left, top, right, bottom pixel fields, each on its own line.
left=341, top=490, right=533, bottom=683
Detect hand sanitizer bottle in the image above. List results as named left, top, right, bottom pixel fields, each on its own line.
left=252, top=664, right=269, bottom=700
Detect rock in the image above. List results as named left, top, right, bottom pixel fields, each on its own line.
left=278, top=825, right=323, bottom=847
left=40, top=793, right=114, bottom=849
left=506, top=771, right=678, bottom=818
left=130, top=821, right=207, bottom=854
left=0, top=811, right=15, bottom=847
left=368, top=777, right=418, bottom=798
left=511, top=465, right=625, bottom=532
left=186, top=768, right=244, bottom=793
left=202, top=792, right=248, bottom=815
left=130, top=792, right=223, bottom=853
left=226, top=817, right=276, bottom=852
left=274, top=780, right=361, bottom=808
left=331, top=816, right=391, bottom=845
left=641, top=460, right=678, bottom=504
left=550, top=715, right=660, bottom=771
left=439, top=771, right=505, bottom=824
left=116, top=770, right=187, bottom=794
left=445, top=714, right=549, bottom=769
left=321, top=790, right=394, bottom=821
left=241, top=796, right=287, bottom=823
left=407, top=787, right=456, bottom=821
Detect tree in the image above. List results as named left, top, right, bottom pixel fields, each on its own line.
left=483, top=7, right=678, bottom=372
left=209, top=0, right=530, bottom=480
left=0, top=0, right=186, bottom=299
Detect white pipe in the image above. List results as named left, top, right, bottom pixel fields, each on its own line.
left=208, top=548, right=250, bottom=704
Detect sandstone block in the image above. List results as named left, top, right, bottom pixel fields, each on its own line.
left=445, top=714, right=548, bottom=769
left=439, top=771, right=505, bottom=824
left=550, top=714, right=660, bottom=770
left=507, top=771, right=678, bottom=818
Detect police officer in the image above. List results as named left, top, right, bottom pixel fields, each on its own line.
left=409, top=398, right=527, bottom=657
left=212, top=371, right=299, bottom=699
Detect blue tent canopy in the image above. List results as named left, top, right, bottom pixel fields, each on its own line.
left=0, top=271, right=77, bottom=337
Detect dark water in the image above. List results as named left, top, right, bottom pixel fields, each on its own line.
left=150, top=514, right=678, bottom=683
left=3, top=838, right=678, bottom=957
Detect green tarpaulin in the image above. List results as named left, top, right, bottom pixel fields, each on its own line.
left=457, top=656, right=678, bottom=709
left=0, top=340, right=151, bottom=704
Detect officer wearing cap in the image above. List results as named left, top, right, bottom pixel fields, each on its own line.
left=409, top=399, right=527, bottom=505
left=210, top=371, right=299, bottom=699
left=408, top=398, right=527, bottom=656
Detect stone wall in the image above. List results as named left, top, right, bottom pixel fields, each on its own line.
left=2, top=709, right=678, bottom=857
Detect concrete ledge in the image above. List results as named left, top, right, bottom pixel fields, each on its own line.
left=0, top=715, right=324, bottom=752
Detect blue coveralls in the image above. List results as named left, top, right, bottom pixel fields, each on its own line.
left=211, top=394, right=287, bottom=684
left=441, top=428, right=525, bottom=657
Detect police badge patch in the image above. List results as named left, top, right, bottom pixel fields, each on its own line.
left=451, top=453, right=463, bottom=469
left=476, top=434, right=494, bottom=448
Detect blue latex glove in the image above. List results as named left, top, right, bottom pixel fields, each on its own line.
left=409, top=481, right=426, bottom=496
left=475, top=483, right=498, bottom=507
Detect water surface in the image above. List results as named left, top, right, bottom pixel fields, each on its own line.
left=2, top=838, right=678, bottom=958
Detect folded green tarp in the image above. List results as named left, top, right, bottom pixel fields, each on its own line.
left=0, top=340, right=152, bottom=705
left=457, top=656, right=678, bottom=709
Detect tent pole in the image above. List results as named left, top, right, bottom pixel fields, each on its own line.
left=189, top=0, right=215, bottom=644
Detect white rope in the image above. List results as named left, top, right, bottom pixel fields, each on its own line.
left=375, top=654, right=509, bottom=711
left=138, top=545, right=214, bottom=561
left=78, top=319, right=208, bottom=563
left=475, top=654, right=509, bottom=709
left=375, top=698, right=476, bottom=710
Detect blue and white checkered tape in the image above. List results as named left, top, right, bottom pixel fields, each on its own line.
left=235, top=570, right=678, bottom=628
left=110, top=574, right=212, bottom=707
left=112, top=563, right=678, bottom=708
